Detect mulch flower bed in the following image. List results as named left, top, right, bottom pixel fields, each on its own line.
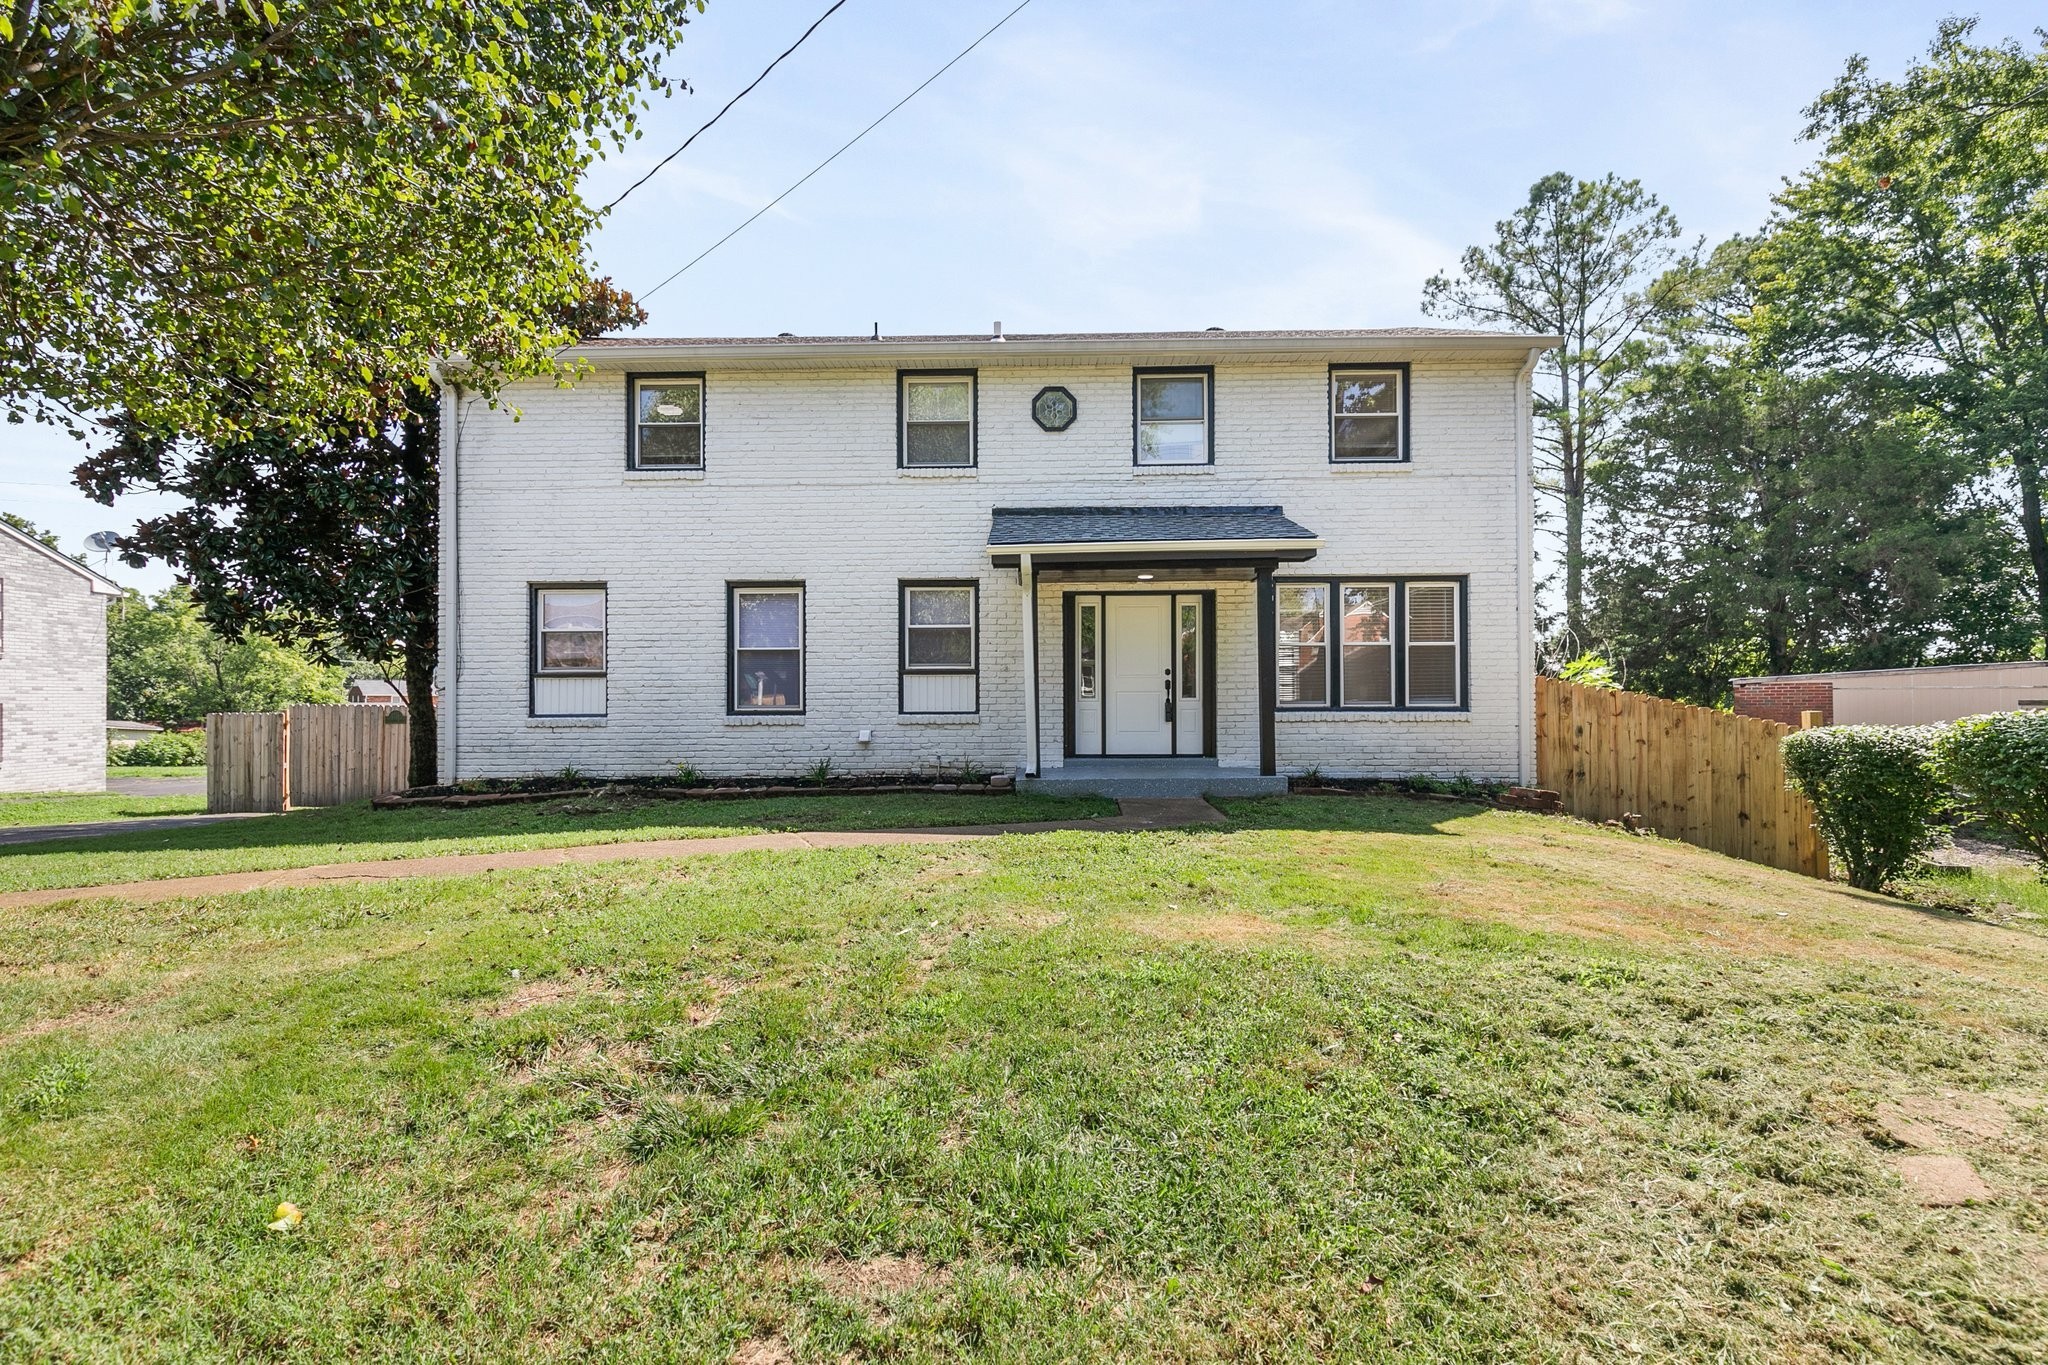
left=374, top=772, right=1016, bottom=810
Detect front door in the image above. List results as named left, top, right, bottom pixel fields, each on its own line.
left=1104, top=595, right=1174, bottom=754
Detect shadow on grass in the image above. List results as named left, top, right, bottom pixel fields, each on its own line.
left=0, top=789, right=1119, bottom=865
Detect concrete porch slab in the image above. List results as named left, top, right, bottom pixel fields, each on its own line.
left=1020, top=758, right=1287, bottom=799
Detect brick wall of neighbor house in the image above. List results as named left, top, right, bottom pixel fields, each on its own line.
left=440, top=345, right=1536, bottom=783
left=0, top=537, right=111, bottom=793
left=1730, top=677, right=1834, bottom=727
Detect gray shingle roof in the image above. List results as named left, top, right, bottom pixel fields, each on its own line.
left=987, top=505, right=1317, bottom=547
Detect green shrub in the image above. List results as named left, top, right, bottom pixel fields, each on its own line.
left=108, top=730, right=206, bottom=767
left=1932, top=710, right=2048, bottom=873
left=1781, top=725, right=1945, bottom=892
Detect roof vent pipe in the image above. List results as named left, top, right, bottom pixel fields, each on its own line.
left=871, top=322, right=879, bottom=340
left=993, top=321, right=1003, bottom=339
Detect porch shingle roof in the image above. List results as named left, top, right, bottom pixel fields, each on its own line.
left=986, top=505, right=1316, bottom=548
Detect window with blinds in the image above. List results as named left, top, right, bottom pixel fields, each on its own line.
left=1275, top=577, right=1463, bottom=709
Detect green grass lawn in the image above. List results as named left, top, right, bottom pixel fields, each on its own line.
left=105, top=766, right=207, bottom=781
left=0, top=791, right=206, bottom=830
left=0, top=791, right=1113, bottom=891
left=1, top=795, right=2042, bottom=1360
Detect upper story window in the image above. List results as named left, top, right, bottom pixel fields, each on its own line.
left=629, top=374, right=705, bottom=469
left=900, top=371, right=975, bottom=467
left=731, top=584, right=804, bottom=713
left=1330, top=365, right=1407, bottom=462
left=1277, top=577, right=1463, bottom=710
left=1134, top=368, right=1213, bottom=465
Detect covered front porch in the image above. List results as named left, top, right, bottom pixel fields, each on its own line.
left=988, top=505, right=1320, bottom=794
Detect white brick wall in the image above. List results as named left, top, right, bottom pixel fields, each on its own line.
left=0, top=532, right=112, bottom=793
left=440, top=345, right=1536, bottom=784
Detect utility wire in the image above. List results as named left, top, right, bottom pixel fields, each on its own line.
left=602, top=0, right=851, bottom=214
left=635, top=0, right=1035, bottom=304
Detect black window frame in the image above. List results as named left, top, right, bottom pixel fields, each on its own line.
left=1328, top=362, right=1410, bottom=464
left=625, top=370, right=708, bottom=471
left=1273, top=574, right=1468, bottom=712
left=727, top=581, right=807, bottom=715
left=898, top=579, right=980, bottom=715
left=1131, top=365, right=1216, bottom=466
left=529, top=582, right=608, bottom=718
left=897, top=368, right=979, bottom=469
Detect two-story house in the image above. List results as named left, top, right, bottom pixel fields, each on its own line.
left=437, top=328, right=1549, bottom=794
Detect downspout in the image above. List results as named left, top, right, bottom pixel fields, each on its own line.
left=1516, top=345, right=1543, bottom=787
left=439, top=379, right=462, bottom=784
left=1019, top=552, right=1039, bottom=777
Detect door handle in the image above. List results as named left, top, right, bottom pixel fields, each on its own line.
left=1164, top=698, right=1175, bottom=722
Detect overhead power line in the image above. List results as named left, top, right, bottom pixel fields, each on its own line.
left=602, top=0, right=851, bottom=214
left=635, top=0, right=1036, bottom=305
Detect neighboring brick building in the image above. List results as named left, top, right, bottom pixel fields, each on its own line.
left=0, top=520, right=122, bottom=792
left=438, top=328, right=1551, bottom=790
left=1729, top=674, right=1837, bottom=727
left=1733, top=662, right=2048, bottom=728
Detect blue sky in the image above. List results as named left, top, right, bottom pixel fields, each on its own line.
left=3, top=0, right=2038, bottom=590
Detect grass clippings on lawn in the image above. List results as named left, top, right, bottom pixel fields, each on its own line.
left=0, top=795, right=2043, bottom=1361
left=0, top=790, right=1114, bottom=893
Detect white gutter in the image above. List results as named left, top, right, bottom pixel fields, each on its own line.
left=564, top=333, right=1565, bottom=368
left=439, top=381, right=462, bottom=784
left=1018, top=552, right=1038, bottom=778
left=987, top=537, right=1321, bottom=558
left=1516, top=344, right=1544, bottom=786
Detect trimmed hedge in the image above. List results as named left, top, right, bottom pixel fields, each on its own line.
left=108, top=730, right=207, bottom=767
left=1782, top=725, right=1945, bottom=891
left=1932, top=709, right=2048, bottom=872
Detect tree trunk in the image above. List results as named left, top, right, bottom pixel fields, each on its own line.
left=2014, top=445, right=2048, bottom=658
left=1562, top=481, right=1586, bottom=645
left=404, top=632, right=436, bottom=788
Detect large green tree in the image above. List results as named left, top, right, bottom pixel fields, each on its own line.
left=1423, top=173, right=1689, bottom=645
left=3, top=0, right=700, bottom=438
left=1755, top=19, right=2048, bottom=654
left=1589, top=347, right=2033, bottom=704
left=108, top=585, right=345, bottom=725
left=77, top=278, right=649, bottom=784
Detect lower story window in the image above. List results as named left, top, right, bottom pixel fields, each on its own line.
left=731, top=584, right=804, bottom=712
left=1276, top=577, right=1463, bottom=709
left=901, top=581, right=977, bottom=714
left=532, top=585, right=606, bottom=717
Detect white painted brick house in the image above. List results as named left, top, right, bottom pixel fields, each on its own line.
left=437, top=328, right=1548, bottom=792
left=0, top=520, right=122, bottom=793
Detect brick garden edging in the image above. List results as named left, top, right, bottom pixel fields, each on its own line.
left=373, top=775, right=1017, bottom=811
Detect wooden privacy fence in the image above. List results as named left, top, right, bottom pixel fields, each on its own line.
left=1535, top=677, right=1828, bottom=879
left=207, top=705, right=411, bottom=813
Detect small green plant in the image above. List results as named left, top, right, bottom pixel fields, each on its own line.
left=14, top=1059, right=91, bottom=1119
left=556, top=766, right=587, bottom=784
left=805, top=757, right=835, bottom=788
left=1558, top=653, right=1620, bottom=689
left=1782, top=725, right=1945, bottom=891
left=627, top=1097, right=767, bottom=1160
left=955, top=756, right=987, bottom=784
left=1932, top=710, right=2048, bottom=876
left=108, top=730, right=206, bottom=766
left=1299, top=765, right=1326, bottom=786
left=671, top=759, right=704, bottom=785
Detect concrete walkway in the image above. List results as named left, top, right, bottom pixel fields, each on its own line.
left=0, top=812, right=267, bottom=847
left=0, top=798, right=1226, bottom=909
left=106, top=774, right=209, bottom=797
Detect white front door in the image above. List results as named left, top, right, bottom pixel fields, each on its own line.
left=1105, top=595, right=1173, bottom=754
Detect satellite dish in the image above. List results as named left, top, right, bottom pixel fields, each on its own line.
left=84, top=531, right=121, bottom=557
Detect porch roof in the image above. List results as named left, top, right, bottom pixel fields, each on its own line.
left=986, top=505, right=1320, bottom=568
